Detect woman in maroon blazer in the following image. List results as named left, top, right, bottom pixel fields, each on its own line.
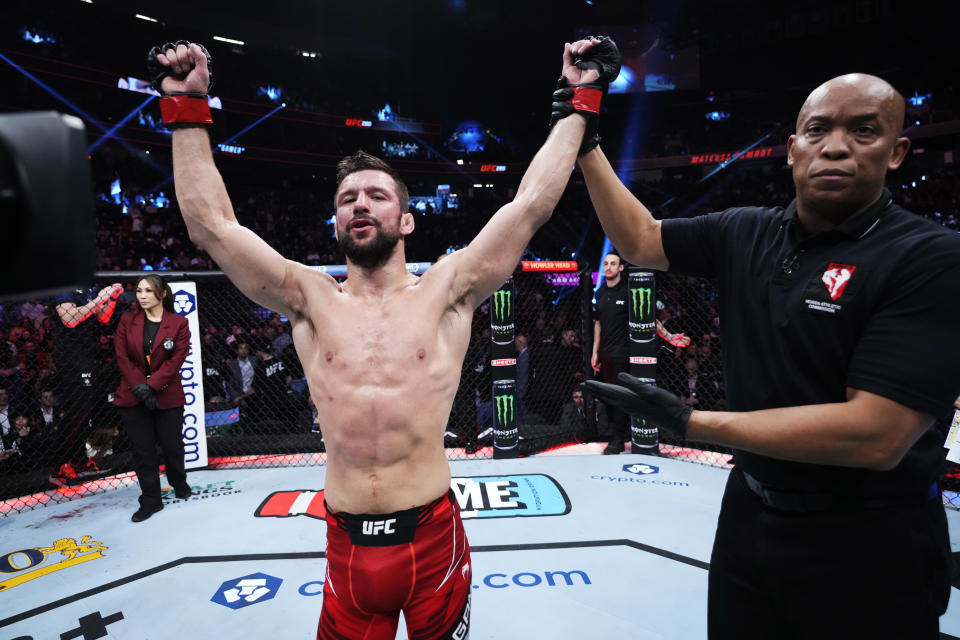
left=113, top=275, right=192, bottom=522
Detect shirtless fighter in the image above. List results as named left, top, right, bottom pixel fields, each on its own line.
left=149, top=37, right=620, bottom=639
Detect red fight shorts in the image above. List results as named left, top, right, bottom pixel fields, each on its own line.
left=317, top=490, right=472, bottom=640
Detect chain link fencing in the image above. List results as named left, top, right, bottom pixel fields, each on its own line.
left=1, top=268, right=957, bottom=515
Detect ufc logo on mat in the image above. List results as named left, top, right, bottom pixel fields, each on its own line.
left=362, top=518, right=397, bottom=535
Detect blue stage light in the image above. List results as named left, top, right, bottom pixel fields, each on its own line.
left=110, top=179, right=122, bottom=205
left=258, top=85, right=283, bottom=102
left=609, top=66, right=635, bottom=94
left=222, top=104, right=285, bottom=145
left=88, top=94, right=156, bottom=153
left=20, top=28, right=56, bottom=45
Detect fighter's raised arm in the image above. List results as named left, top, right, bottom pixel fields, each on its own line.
left=150, top=42, right=310, bottom=320
left=449, top=37, right=621, bottom=310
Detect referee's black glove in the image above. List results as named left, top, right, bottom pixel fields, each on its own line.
left=584, top=373, right=692, bottom=439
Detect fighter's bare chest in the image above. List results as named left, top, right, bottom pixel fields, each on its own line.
left=305, top=299, right=453, bottom=372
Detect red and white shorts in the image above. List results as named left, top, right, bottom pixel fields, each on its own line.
left=317, top=490, right=472, bottom=640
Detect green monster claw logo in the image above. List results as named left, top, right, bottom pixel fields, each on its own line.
left=494, top=394, right=515, bottom=426
left=630, top=287, right=653, bottom=320
left=493, top=290, right=512, bottom=323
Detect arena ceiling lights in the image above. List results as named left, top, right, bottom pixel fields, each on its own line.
left=213, top=36, right=246, bottom=46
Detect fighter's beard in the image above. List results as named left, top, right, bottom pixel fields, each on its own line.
left=338, top=223, right=401, bottom=270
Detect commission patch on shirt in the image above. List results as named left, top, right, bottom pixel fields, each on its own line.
left=803, top=261, right=861, bottom=313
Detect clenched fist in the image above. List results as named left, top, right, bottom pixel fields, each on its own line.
left=147, top=41, right=213, bottom=96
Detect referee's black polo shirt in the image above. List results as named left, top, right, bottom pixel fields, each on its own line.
left=593, top=277, right=629, bottom=358
left=661, top=188, right=960, bottom=497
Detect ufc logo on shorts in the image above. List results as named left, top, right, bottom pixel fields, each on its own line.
left=361, top=518, right=397, bottom=535
left=452, top=594, right=471, bottom=640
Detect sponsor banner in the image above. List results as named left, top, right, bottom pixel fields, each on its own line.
left=627, top=269, right=658, bottom=452
left=0, top=535, right=107, bottom=592
left=627, top=271, right=656, bottom=345
left=308, top=262, right=432, bottom=277
left=170, top=281, right=208, bottom=469
left=590, top=474, right=690, bottom=488
left=490, top=278, right=515, bottom=346
left=211, top=572, right=283, bottom=609
left=254, top=474, right=570, bottom=521
left=476, top=569, right=590, bottom=589
left=256, top=489, right=327, bottom=520
left=491, top=358, right=517, bottom=367
left=630, top=419, right=659, bottom=447
left=543, top=272, right=581, bottom=287
left=162, top=480, right=239, bottom=504
left=622, top=462, right=659, bottom=475
left=492, top=379, right=519, bottom=454
left=520, top=260, right=578, bottom=272
left=451, top=474, right=570, bottom=519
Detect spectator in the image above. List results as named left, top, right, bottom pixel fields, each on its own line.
left=16, top=339, right=53, bottom=396
left=272, top=321, right=293, bottom=357
left=529, top=328, right=563, bottom=424
left=224, top=340, right=258, bottom=407
left=36, top=388, right=63, bottom=430
left=2, top=413, right=39, bottom=473
left=0, top=342, right=21, bottom=399
left=201, top=348, right=228, bottom=408
left=19, top=299, right=47, bottom=328
left=0, top=387, right=13, bottom=438
left=515, top=334, right=530, bottom=424
left=674, top=357, right=720, bottom=412
left=558, top=327, right=584, bottom=398
left=248, top=339, right=293, bottom=429
left=559, top=387, right=608, bottom=443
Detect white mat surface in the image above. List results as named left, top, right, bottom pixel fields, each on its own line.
left=2, top=452, right=959, bottom=639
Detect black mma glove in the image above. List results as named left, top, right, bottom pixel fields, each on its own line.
left=584, top=372, right=692, bottom=439
left=131, top=383, right=154, bottom=402
left=549, top=36, right=621, bottom=155
left=146, top=40, right=214, bottom=126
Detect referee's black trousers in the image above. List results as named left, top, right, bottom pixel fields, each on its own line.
left=118, top=405, right=188, bottom=509
left=708, top=467, right=950, bottom=639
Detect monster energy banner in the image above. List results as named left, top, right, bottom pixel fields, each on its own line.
left=627, top=269, right=659, bottom=453
left=490, top=279, right=518, bottom=458
left=491, top=278, right=515, bottom=345
left=492, top=379, right=519, bottom=454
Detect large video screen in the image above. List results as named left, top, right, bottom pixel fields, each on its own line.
left=576, top=25, right=699, bottom=94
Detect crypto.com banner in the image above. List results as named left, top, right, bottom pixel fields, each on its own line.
left=170, top=281, right=208, bottom=469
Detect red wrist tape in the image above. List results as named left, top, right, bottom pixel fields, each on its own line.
left=567, top=86, right=603, bottom=115
left=159, top=94, right=213, bottom=125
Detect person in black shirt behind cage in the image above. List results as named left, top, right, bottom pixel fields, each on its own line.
left=590, top=250, right=630, bottom=454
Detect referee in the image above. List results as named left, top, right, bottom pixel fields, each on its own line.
left=585, top=73, right=960, bottom=638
